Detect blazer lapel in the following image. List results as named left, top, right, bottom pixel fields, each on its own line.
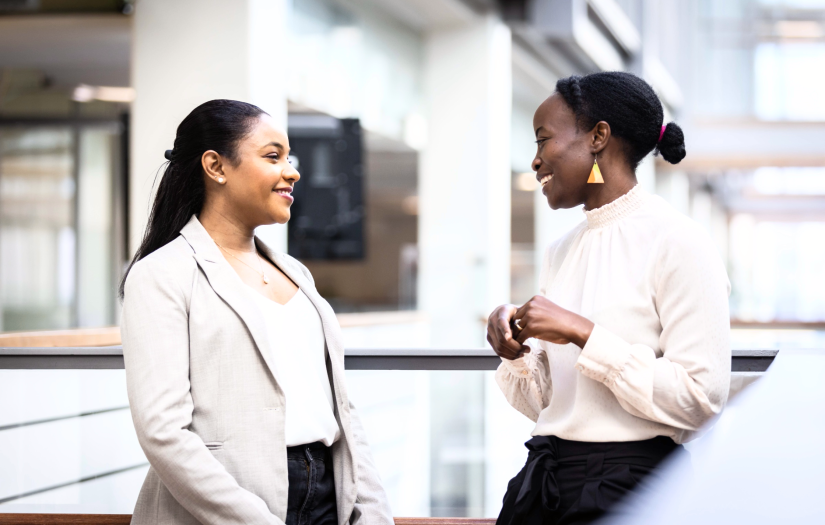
left=263, top=245, right=347, bottom=382
left=182, top=216, right=358, bottom=518
left=259, top=240, right=358, bottom=507
left=263, top=246, right=349, bottom=390
left=179, top=216, right=280, bottom=384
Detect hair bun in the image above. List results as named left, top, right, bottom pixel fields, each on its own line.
left=657, top=122, right=686, bottom=164
left=164, top=149, right=174, bottom=161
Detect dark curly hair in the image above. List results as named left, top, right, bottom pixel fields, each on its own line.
left=555, top=72, right=686, bottom=169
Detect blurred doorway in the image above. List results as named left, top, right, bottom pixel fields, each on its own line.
left=0, top=118, right=127, bottom=331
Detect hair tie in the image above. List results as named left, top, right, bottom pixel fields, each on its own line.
left=164, top=149, right=174, bottom=160
left=658, top=124, right=666, bottom=143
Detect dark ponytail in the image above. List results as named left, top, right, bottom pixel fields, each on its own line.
left=555, top=72, right=686, bottom=168
left=120, top=99, right=267, bottom=298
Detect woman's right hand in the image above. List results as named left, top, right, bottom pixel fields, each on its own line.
left=487, top=304, right=530, bottom=360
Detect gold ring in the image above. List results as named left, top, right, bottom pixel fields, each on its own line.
left=514, top=318, right=524, bottom=331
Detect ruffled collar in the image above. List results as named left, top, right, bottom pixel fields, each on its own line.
left=584, top=185, right=647, bottom=229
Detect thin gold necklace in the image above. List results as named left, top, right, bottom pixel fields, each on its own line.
left=214, top=241, right=270, bottom=284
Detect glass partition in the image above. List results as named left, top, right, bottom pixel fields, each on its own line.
left=0, top=369, right=143, bottom=512
left=0, top=123, right=124, bottom=332
left=0, top=127, right=75, bottom=331
left=0, top=369, right=535, bottom=518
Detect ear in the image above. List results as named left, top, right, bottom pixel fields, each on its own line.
left=590, top=121, right=611, bottom=154
left=202, top=150, right=227, bottom=184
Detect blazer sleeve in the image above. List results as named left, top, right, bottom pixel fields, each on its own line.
left=122, top=257, right=283, bottom=525
left=347, top=401, right=395, bottom=524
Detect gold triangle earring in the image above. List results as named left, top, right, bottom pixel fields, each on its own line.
left=587, top=156, right=604, bottom=184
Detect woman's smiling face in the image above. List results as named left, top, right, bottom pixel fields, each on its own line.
left=218, top=114, right=301, bottom=226
left=532, top=93, right=595, bottom=210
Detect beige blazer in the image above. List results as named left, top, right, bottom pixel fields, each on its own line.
left=121, top=216, right=393, bottom=525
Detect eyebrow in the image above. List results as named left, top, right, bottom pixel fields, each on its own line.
left=534, top=126, right=545, bottom=137
left=262, top=141, right=289, bottom=154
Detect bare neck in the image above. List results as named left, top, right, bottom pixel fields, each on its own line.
left=198, top=201, right=257, bottom=253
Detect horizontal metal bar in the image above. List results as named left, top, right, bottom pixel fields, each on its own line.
left=346, top=354, right=503, bottom=371
left=0, top=117, right=123, bottom=126
left=731, top=356, right=776, bottom=372
left=0, top=355, right=125, bottom=370
left=0, top=463, right=148, bottom=506
left=731, top=349, right=778, bottom=372
left=0, top=406, right=130, bottom=433
left=0, top=347, right=125, bottom=370
left=0, top=346, right=783, bottom=371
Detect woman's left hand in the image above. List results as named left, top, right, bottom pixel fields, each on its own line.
left=513, top=295, right=595, bottom=348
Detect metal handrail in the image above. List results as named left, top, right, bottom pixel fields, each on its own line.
left=0, top=347, right=779, bottom=372
left=0, top=515, right=494, bottom=524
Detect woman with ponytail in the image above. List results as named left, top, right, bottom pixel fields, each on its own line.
left=120, top=100, right=392, bottom=525
left=487, top=72, right=730, bottom=524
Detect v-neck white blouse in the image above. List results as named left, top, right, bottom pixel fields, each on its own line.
left=246, top=287, right=341, bottom=447
left=496, top=186, right=731, bottom=444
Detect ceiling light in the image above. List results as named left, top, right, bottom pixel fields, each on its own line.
left=72, top=84, right=136, bottom=103
left=753, top=167, right=825, bottom=195
left=774, top=20, right=824, bottom=39
left=402, top=195, right=418, bottom=216
left=72, top=84, right=96, bottom=102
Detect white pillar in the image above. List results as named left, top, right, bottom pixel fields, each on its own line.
left=130, top=0, right=289, bottom=255
left=418, top=17, right=512, bottom=348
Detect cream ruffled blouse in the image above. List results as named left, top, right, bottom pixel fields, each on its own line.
left=497, top=185, right=731, bottom=444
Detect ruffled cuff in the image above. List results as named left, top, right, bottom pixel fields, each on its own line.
left=575, top=324, right=633, bottom=386
left=501, top=355, right=532, bottom=378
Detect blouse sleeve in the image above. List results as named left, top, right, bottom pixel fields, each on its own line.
left=575, top=222, right=732, bottom=431
left=495, top=343, right=553, bottom=422
left=495, top=242, right=555, bottom=421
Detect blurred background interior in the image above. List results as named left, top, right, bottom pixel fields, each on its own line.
left=1, top=0, right=824, bottom=518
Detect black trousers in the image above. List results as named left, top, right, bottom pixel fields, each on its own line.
left=286, top=442, right=338, bottom=525
left=497, top=435, right=680, bottom=525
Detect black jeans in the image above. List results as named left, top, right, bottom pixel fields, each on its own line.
left=497, top=435, right=681, bottom=525
left=286, top=442, right=338, bottom=525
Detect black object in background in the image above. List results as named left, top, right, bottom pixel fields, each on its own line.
left=287, top=116, right=365, bottom=260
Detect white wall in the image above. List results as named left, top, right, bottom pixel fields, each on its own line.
left=130, top=0, right=289, bottom=254
left=288, top=0, right=424, bottom=147
left=418, top=16, right=513, bottom=348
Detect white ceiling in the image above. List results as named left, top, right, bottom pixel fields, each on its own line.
left=0, top=15, right=132, bottom=87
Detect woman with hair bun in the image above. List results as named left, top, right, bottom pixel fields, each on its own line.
left=120, top=100, right=392, bottom=525
left=488, top=72, right=730, bottom=524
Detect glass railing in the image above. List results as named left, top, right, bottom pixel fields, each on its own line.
left=0, top=347, right=775, bottom=518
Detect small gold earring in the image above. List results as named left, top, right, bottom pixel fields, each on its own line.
left=588, top=157, right=604, bottom=184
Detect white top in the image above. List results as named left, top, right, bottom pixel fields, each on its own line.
left=497, top=186, right=731, bottom=444
left=246, top=287, right=341, bottom=447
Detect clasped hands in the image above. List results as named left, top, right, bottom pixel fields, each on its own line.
left=486, top=295, right=594, bottom=361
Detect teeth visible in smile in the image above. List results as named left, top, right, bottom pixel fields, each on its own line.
left=540, top=175, right=552, bottom=187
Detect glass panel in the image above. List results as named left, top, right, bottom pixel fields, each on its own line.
left=77, top=127, right=117, bottom=327
left=754, top=42, right=825, bottom=121
left=0, top=128, right=75, bottom=331
left=347, top=370, right=534, bottom=518
left=0, top=369, right=535, bottom=518
left=729, top=217, right=825, bottom=323
left=0, top=370, right=145, bottom=513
